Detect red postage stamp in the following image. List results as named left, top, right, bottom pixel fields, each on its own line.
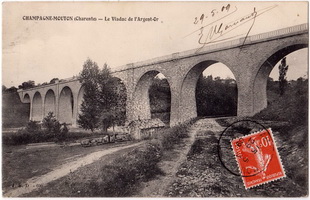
left=231, top=129, right=286, bottom=189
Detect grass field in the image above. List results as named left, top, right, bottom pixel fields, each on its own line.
left=22, top=144, right=142, bottom=197
left=2, top=140, right=137, bottom=193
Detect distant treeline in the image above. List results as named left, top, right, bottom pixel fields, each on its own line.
left=196, top=75, right=237, bottom=117
left=149, top=75, right=238, bottom=123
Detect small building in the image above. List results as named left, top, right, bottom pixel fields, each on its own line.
left=127, top=118, right=166, bottom=140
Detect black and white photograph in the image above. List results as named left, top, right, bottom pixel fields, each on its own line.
left=2, top=1, right=308, bottom=197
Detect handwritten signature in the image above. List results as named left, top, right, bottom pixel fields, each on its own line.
left=188, top=4, right=278, bottom=52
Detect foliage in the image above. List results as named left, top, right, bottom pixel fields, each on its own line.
left=3, top=114, right=70, bottom=145
left=278, top=57, right=289, bottom=96
left=42, top=112, right=69, bottom=141
left=88, top=141, right=163, bottom=197
left=18, top=80, right=35, bottom=90
left=3, top=86, right=17, bottom=93
left=61, top=123, right=69, bottom=135
left=148, top=75, right=237, bottom=120
left=50, top=78, right=59, bottom=84
left=97, top=64, right=123, bottom=131
left=78, top=59, right=126, bottom=132
left=149, top=77, right=171, bottom=124
left=83, top=119, right=195, bottom=197
left=255, top=77, right=308, bottom=125
left=2, top=88, right=30, bottom=128
left=112, top=78, right=127, bottom=126
left=42, top=112, right=61, bottom=133
left=78, top=59, right=101, bottom=131
left=149, top=77, right=171, bottom=113
left=26, top=120, right=41, bottom=133
left=159, top=118, right=197, bottom=150
left=196, top=75, right=237, bottom=116
left=2, top=85, right=6, bottom=92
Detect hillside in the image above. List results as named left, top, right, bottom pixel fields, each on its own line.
left=3, top=91, right=30, bottom=128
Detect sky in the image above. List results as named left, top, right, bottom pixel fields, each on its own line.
left=3, top=1, right=308, bottom=87
left=203, top=48, right=308, bottom=81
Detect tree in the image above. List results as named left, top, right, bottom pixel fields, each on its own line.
left=77, top=59, right=126, bottom=132
left=195, top=75, right=237, bottom=116
left=112, top=78, right=127, bottom=126
left=42, top=112, right=61, bottom=133
left=97, top=64, right=124, bottom=132
left=77, top=59, right=101, bottom=132
left=2, top=85, right=17, bottom=93
left=278, top=57, right=289, bottom=96
left=18, top=80, right=35, bottom=90
left=2, top=85, right=7, bottom=93
left=50, top=78, right=59, bottom=84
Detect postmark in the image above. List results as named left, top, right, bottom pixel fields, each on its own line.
left=231, top=128, right=286, bottom=189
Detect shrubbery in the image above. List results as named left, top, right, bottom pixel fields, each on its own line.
left=159, top=118, right=197, bottom=150
left=88, top=141, right=163, bottom=196
left=254, top=79, right=308, bottom=126
left=87, top=119, right=196, bottom=197
left=3, top=112, right=69, bottom=145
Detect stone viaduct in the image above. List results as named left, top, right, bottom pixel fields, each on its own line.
left=17, top=23, right=308, bottom=127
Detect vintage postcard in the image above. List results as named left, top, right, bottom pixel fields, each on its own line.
left=2, top=1, right=308, bottom=197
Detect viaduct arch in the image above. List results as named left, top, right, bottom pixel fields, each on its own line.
left=32, top=92, right=43, bottom=121
left=17, top=23, right=308, bottom=127
left=131, top=70, right=172, bottom=122
left=44, top=89, right=56, bottom=117
left=253, top=44, right=308, bottom=114
left=179, top=60, right=238, bottom=122
left=58, top=86, right=74, bottom=124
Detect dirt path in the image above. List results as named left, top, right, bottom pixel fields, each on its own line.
left=137, top=118, right=223, bottom=197
left=165, top=118, right=307, bottom=197
left=4, top=142, right=143, bottom=197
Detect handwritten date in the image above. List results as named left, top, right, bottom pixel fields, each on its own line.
left=194, top=4, right=232, bottom=25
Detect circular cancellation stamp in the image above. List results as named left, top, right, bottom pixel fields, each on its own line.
left=218, top=119, right=286, bottom=189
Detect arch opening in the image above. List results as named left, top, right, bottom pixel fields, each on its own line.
left=59, top=86, right=74, bottom=124
left=23, top=94, right=31, bottom=120
left=23, top=93, right=31, bottom=103
left=44, top=89, right=56, bottom=116
left=180, top=60, right=238, bottom=122
left=132, top=71, right=171, bottom=125
left=253, top=44, right=308, bottom=115
left=32, top=92, right=43, bottom=121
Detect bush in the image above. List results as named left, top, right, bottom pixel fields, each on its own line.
left=89, top=141, right=163, bottom=197
left=25, top=120, right=41, bottom=133
left=254, top=80, right=308, bottom=126
left=42, top=112, right=61, bottom=133
left=76, top=119, right=196, bottom=197
left=3, top=114, right=70, bottom=145
left=3, top=127, right=47, bottom=145
left=159, top=118, right=197, bottom=150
